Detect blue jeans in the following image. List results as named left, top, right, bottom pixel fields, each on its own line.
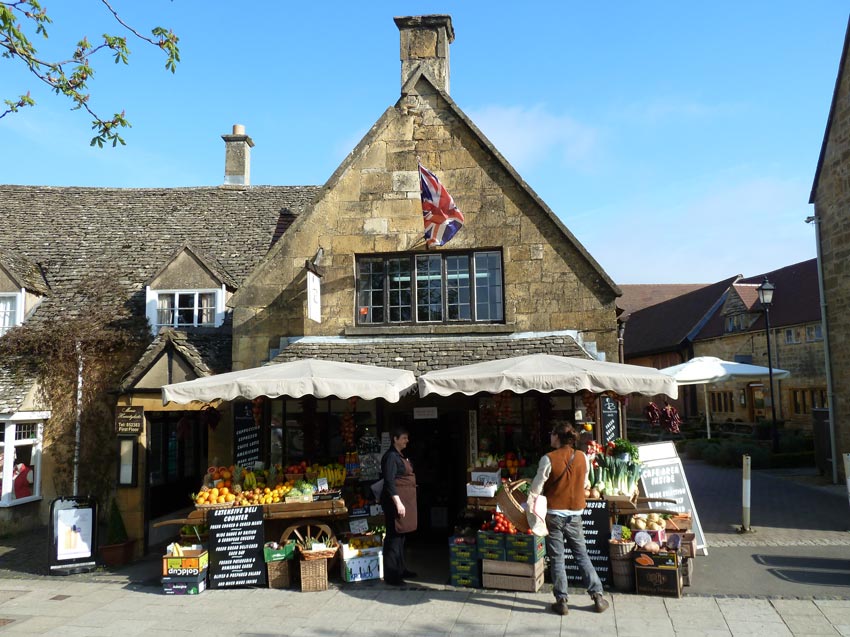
left=545, top=513, right=603, bottom=601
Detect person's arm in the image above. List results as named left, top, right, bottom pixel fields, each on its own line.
left=529, top=455, right=552, bottom=496
left=381, top=451, right=400, bottom=498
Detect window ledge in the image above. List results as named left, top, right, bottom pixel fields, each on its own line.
left=344, top=324, right=516, bottom=337
left=0, top=495, right=42, bottom=508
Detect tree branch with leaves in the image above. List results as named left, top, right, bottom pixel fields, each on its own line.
left=1, top=0, right=179, bottom=147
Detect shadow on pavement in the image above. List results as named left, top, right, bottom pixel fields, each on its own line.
left=753, top=553, right=850, bottom=587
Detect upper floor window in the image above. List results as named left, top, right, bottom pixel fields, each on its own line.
left=155, top=290, right=217, bottom=328
left=0, top=294, right=18, bottom=336
left=784, top=328, right=802, bottom=345
left=0, top=419, right=43, bottom=507
left=806, top=324, right=823, bottom=342
left=356, top=250, right=504, bottom=325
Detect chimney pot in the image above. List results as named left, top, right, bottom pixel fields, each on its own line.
left=221, top=123, right=254, bottom=186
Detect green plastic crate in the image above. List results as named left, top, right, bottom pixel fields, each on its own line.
left=476, top=531, right=505, bottom=551
left=449, top=544, right=478, bottom=561
left=450, top=573, right=481, bottom=588
left=478, top=547, right=506, bottom=561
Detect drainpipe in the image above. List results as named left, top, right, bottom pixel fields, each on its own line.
left=808, top=213, right=839, bottom=484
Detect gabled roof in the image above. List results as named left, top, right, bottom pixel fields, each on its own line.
left=148, top=241, right=239, bottom=291
left=0, top=185, right=319, bottom=326
left=119, top=327, right=232, bottom=392
left=236, top=68, right=621, bottom=302
left=810, top=15, right=850, bottom=203
left=695, top=259, right=820, bottom=339
left=0, top=250, right=49, bottom=295
left=271, top=331, right=589, bottom=374
left=617, top=284, right=709, bottom=318
left=624, top=276, right=740, bottom=358
left=731, top=283, right=760, bottom=311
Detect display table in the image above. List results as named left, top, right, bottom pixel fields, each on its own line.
left=153, top=500, right=349, bottom=529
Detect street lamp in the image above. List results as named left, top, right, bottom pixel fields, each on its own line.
left=757, top=277, right=779, bottom=452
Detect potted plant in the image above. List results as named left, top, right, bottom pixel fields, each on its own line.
left=100, top=498, right=136, bottom=567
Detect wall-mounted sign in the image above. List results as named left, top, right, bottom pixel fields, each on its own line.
left=600, top=396, right=619, bottom=445
left=307, top=270, right=321, bottom=323
left=233, top=401, right=261, bottom=468
left=413, top=406, right=438, bottom=420
left=115, top=406, right=144, bottom=436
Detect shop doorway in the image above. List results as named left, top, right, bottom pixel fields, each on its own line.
left=146, top=411, right=208, bottom=521
left=402, top=410, right=467, bottom=543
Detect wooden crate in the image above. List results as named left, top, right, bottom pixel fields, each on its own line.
left=299, top=558, right=328, bottom=592
left=482, top=570, right=544, bottom=592
left=635, top=564, right=683, bottom=597
left=482, top=558, right=545, bottom=578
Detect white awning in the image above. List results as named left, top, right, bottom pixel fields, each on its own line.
left=162, top=358, right=417, bottom=405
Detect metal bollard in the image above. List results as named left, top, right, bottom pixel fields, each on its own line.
left=740, top=454, right=752, bottom=533
left=844, top=454, right=850, bottom=515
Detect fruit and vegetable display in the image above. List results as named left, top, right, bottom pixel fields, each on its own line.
left=585, top=439, right=642, bottom=498
left=631, top=513, right=666, bottom=531
left=479, top=511, right=534, bottom=535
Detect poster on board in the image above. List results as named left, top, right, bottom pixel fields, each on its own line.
left=49, top=496, right=98, bottom=575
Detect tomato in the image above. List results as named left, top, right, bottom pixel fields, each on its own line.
left=526, top=528, right=534, bottom=535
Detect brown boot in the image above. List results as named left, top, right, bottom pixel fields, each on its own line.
left=591, top=593, right=609, bottom=613
left=551, top=598, right=569, bottom=615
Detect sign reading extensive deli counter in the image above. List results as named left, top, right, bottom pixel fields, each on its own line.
left=208, top=506, right=265, bottom=588
left=564, top=499, right=610, bottom=587
left=115, top=406, right=144, bottom=435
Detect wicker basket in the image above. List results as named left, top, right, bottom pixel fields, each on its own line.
left=608, top=540, right=635, bottom=559
left=194, top=501, right=234, bottom=510
left=299, top=558, right=328, bottom=592
left=267, top=559, right=292, bottom=589
left=299, top=545, right=338, bottom=561
left=493, top=479, right=530, bottom=533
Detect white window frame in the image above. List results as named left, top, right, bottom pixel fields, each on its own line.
left=806, top=324, right=823, bottom=342
left=0, top=288, right=24, bottom=337
left=784, top=328, right=802, bottom=345
left=0, top=414, right=46, bottom=507
left=145, top=285, right=226, bottom=334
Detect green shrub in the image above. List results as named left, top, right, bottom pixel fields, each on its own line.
left=769, top=451, right=816, bottom=469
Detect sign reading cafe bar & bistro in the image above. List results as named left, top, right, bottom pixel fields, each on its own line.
left=115, top=406, right=144, bottom=436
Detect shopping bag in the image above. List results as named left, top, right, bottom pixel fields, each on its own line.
left=526, top=492, right=548, bottom=536
left=370, top=478, right=384, bottom=501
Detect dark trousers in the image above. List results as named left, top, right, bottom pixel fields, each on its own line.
left=383, top=503, right=407, bottom=582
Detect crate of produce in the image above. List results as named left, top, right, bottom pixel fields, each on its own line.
left=470, top=470, right=501, bottom=485
left=162, top=571, right=207, bottom=595
left=449, top=543, right=478, bottom=561
left=482, top=569, right=544, bottom=592
left=161, top=548, right=208, bottom=577
left=266, top=559, right=292, bottom=589
left=504, top=533, right=545, bottom=553
left=449, top=558, right=480, bottom=576
left=482, top=558, right=545, bottom=578
left=634, top=550, right=680, bottom=569
left=342, top=553, right=383, bottom=582
left=341, top=535, right=383, bottom=560
left=635, top=564, right=683, bottom=597
left=448, top=534, right=477, bottom=547
left=478, top=547, right=506, bottom=561
left=666, top=531, right=696, bottom=558
left=263, top=541, right=296, bottom=563
left=299, top=557, right=328, bottom=592
left=476, top=530, right=505, bottom=550
left=506, top=546, right=545, bottom=563
left=450, top=572, right=481, bottom=588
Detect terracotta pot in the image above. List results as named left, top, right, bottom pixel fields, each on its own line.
left=100, top=539, right=136, bottom=567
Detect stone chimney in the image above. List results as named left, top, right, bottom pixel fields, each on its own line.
left=221, top=124, right=254, bottom=186
left=394, top=15, right=454, bottom=94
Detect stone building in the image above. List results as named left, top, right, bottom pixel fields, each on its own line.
left=809, top=16, right=850, bottom=480
left=1, top=15, right=621, bottom=546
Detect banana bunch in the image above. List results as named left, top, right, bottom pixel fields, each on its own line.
left=243, top=470, right=258, bottom=490
left=317, top=464, right=346, bottom=488
left=168, top=542, right=184, bottom=557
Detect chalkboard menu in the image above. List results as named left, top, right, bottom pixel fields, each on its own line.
left=600, top=396, right=619, bottom=445
left=564, top=499, right=610, bottom=586
left=208, top=505, right=265, bottom=588
left=233, top=401, right=260, bottom=468
left=637, top=441, right=707, bottom=555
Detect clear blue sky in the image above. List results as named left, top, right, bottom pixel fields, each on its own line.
left=2, top=2, right=847, bottom=284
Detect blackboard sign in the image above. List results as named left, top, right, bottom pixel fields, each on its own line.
left=637, top=441, right=707, bottom=555
left=565, top=499, right=610, bottom=586
left=208, top=505, right=265, bottom=588
left=115, top=406, right=144, bottom=436
left=600, top=396, right=619, bottom=445
left=233, top=401, right=260, bottom=468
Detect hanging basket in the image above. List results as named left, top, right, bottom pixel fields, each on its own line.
left=493, top=479, right=530, bottom=533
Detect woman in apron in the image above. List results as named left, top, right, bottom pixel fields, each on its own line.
left=380, top=425, right=418, bottom=585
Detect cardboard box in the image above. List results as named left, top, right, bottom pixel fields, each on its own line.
left=341, top=536, right=383, bottom=560
left=466, top=483, right=498, bottom=498
left=161, top=549, right=209, bottom=577
left=682, top=557, right=694, bottom=587
left=341, top=553, right=383, bottom=582
left=506, top=547, right=545, bottom=563
left=635, top=564, right=683, bottom=597
left=450, top=573, right=481, bottom=588
left=482, top=558, right=545, bottom=578
left=477, top=531, right=505, bottom=551
left=634, top=550, right=680, bottom=569
left=470, top=470, right=501, bottom=484
left=505, top=534, right=546, bottom=562
left=665, top=513, right=692, bottom=531
left=482, top=570, right=544, bottom=592
left=162, top=571, right=207, bottom=595
left=666, top=531, right=696, bottom=558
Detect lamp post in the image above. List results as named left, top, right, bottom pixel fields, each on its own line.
left=757, top=277, right=779, bottom=453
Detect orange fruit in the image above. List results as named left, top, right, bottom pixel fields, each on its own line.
left=219, top=487, right=229, bottom=496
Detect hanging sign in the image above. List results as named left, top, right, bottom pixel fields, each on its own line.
left=307, top=269, right=321, bottom=323
left=208, top=505, right=265, bottom=588
left=637, top=441, right=707, bottom=555
left=600, top=396, right=619, bottom=445
left=115, top=406, right=144, bottom=436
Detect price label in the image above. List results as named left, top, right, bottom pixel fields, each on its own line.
left=349, top=518, right=369, bottom=535
left=311, top=542, right=327, bottom=551
left=317, top=477, right=329, bottom=492
left=611, top=524, right=624, bottom=540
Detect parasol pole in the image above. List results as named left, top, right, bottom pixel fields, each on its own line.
left=704, top=384, right=711, bottom=440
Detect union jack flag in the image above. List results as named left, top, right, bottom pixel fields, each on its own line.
left=419, top=163, right=464, bottom=247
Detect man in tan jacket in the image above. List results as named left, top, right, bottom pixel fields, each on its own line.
left=530, top=421, right=609, bottom=616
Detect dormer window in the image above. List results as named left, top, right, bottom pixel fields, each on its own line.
left=156, top=291, right=217, bottom=328
left=0, top=293, right=21, bottom=336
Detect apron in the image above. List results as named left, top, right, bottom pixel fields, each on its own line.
left=394, top=458, right=418, bottom=534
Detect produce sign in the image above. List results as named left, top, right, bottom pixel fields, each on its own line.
left=233, top=401, right=261, bottom=468
left=208, top=506, right=265, bottom=588
left=636, top=441, right=706, bottom=555
left=600, top=396, right=619, bottom=445
left=564, top=499, right=610, bottom=587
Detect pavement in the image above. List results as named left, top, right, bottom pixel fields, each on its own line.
left=0, top=460, right=848, bottom=635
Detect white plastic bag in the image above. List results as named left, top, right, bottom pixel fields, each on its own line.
left=526, top=492, right=548, bottom=536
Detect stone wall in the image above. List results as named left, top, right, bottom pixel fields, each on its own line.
left=232, top=79, right=618, bottom=370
